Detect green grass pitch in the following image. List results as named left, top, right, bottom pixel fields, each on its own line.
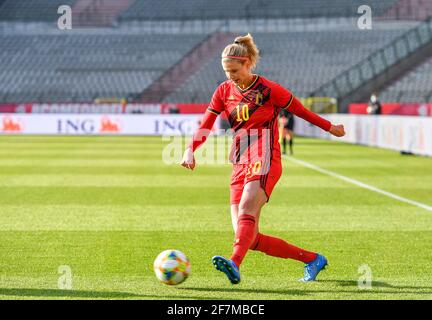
left=0, top=135, right=431, bottom=300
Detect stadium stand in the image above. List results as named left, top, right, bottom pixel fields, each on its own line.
left=244, top=0, right=398, bottom=19
left=120, top=0, right=399, bottom=21
left=0, top=32, right=207, bottom=103
left=379, top=57, right=432, bottom=102
left=380, top=0, right=432, bottom=21
left=313, top=17, right=432, bottom=109
left=72, top=0, right=135, bottom=27
left=0, top=0, right=430, bottom=105
left=120, top=0, right=249, bottom=21
left=164, top=25, right=415, bottom=103
left=0, top=0, right=77, bottom=21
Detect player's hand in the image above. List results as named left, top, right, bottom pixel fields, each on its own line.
left=180, top=147, right=196, bottom=170
left=329, top=124, right=345, bottom=137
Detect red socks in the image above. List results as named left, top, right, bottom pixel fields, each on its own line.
left=250, top=233, right=317, bottom=263
left=230, top=214, right=256, bottom=267
left=229, top=215, right=317, bottom=268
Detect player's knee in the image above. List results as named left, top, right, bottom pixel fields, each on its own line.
left=238, top=199, right=259, bottom=216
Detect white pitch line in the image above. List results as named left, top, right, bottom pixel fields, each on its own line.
left=286, top=156, right=432, bottom=212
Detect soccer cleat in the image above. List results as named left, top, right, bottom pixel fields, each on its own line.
left=212, top=256, right=241, bottom=284
left=299, top=253, right=328, bottom=282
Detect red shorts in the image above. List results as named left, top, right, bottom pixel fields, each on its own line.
left=230, top=158, right=282, bottom=205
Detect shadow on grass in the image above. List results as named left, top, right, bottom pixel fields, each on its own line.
left=321, top=280, right=432, bottom=293
left=0, top=288, right=212, bottom=300
left=4, top=280, right=431, bottom=299
left=179, top=280, right=432, bottom=297
left=178, top=287, right=308, bottom=296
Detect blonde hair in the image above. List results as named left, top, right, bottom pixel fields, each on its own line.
left=221, top=33, right=260, bottom=70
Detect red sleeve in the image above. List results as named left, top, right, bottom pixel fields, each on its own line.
left=188, top=110, right=218, bottom=152
left=272, top=83, right=293, bottom=109
left=188, top=86, right=225, bottom=152
left=207, top=85, right=225, bottom=115
left=286, top=96, right=332, bottom=132
left=272, top=82, right=331, bottom=132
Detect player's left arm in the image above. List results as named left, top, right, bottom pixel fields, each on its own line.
left=284, top=95, right=345, bottom=137
left=273, top=83, right=345, bottom=137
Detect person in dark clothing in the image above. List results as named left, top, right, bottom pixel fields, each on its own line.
left=279, top=108, right=295, bottom=155
left=367, top=92, right=382, bottom=115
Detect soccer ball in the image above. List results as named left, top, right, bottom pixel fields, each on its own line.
left=153, top=249, right=191, bottom=285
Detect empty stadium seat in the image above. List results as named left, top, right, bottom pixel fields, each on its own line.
left=0, top=30, right=207, bottom=103
left=379, top=57, right=432, bottom=102
left=0, top=0, right=77, bottom=21
left=120, top=0, right=399, bottom=21
left=164, top=25, right=413, bottom=103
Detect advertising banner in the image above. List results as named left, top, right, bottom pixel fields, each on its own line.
left=295, top=114, right=432, bottom=157
left=0, top=114, right=216, bottom=136
left=0, top=103, right=209, bottom=115
left=349, top=103, right=432, bottom=116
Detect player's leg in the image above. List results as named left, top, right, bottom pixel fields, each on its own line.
left=244, top=169, right=317, bottom=264
left=281, top=128, right=287, bottom=156
left=230, top=204, right=239, bottom=233
left=248, top=205, right=327, bottom=281
left=247, top=158, right=326, bottom=281
left=250, top=232, right=317, bottom=263
left=279, top=117, right=287, bottom=155
left=213, top=180, right=266, bottom=284
left=251, top=232, right=327, bottom=281
left=287, top=129, right=294, bottom=155
left=233, top=196, right=327, bottom=281
left=282, top=128, right=289, bottom=155
left=232, top=178, right=320, bottom=268
left=278, top=118, right=284, bottom=144
left=287, top=116, right=295, bottom=155
left=229, top=164, right=244, bottom=234
left=230, top=180, right=267, bottom=267
left=231, top=204, right=261, bottom=238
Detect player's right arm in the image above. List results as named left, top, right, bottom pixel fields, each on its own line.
left=180, top=110, right=218, bottom=170
left=181, top=85, right=225, bottom=171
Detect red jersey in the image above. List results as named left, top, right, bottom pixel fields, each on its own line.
left=188, top=75, right=332, bottom=203
left=189, top=75, right=331, bottom=167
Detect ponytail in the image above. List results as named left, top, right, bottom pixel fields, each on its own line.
left=221, top=33, right=260, bottom=70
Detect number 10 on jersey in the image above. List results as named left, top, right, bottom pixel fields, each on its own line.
left=236, top=104, right=249, bottom=122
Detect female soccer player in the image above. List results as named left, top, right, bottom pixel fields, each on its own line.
left=181, top=34, right=345, bottom=284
